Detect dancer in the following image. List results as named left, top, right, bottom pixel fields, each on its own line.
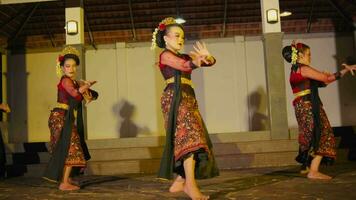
left=0, top=103, right=10, bottom=179
left=43, top=46, right=98, bottom=190
left=152, top=17, right=219, bottom=200
left=282, top=41, right=356, bottom=180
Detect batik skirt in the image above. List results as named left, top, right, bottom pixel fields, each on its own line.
left=161, top=87, right=219, bottom=178
left=48, top=109, right=86, bottom=167
left=294, top=99, right=336, bottom=160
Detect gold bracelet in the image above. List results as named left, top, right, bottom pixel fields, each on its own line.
left=206, top=55, right=215, bottom=63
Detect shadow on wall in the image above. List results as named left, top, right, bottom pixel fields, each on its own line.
left=112, top=99, right=149, bottom=138
left=248, top=87, right=269, bottom=131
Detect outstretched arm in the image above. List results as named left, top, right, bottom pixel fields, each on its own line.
left=0, top=103, right=10, bottom=113
left=301, top=64, right=355, bottom=85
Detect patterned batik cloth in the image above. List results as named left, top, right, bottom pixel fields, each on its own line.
left=294, top=99, right=336, bottom=159
left=48, top=110, right=86, bottom=167
left=161, top=88, right=211, bottom=162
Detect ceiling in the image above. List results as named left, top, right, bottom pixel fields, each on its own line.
left=0, top=0, right=355, bottom=49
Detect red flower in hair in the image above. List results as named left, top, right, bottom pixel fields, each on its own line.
left=296, top=43, right=303, bottom=49
left=158, top=23, right=166, bottom=31
left=58, top=55, right=64, bottom=62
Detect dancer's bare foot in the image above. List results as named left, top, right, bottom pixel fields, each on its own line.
left=169, top=176, right=185, bottom=193
left=59, top=182, right=80, bottom=191
left=183, top=182, right=209, bottom=200
left=307, top=171, right=332, bottom=180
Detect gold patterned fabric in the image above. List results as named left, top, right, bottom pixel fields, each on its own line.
left=161, top=89, right=211, bottom=162
left=294, top=99, right=336, bottom=159
left=48, top=110, right=86, bottom=167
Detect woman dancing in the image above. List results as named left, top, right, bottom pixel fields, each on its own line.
left=282, top=41, right=356, bottom=179
left=152, top=17, right=219, bottom=200
left=43, top=46, right=98, bottom=190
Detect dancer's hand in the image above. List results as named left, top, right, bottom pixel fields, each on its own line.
left=79, top=84, right=90, bottom=94
left=87, top=80, right=97, bottom=86
left=0, top=103, right=11, bottom=113
left=80, top=80, right=97, bottom=87
left=193, top=41, right=211, bottom=57
left=342, top=63, right=356, bottom=76
left=190, top=41, right=212, bottom=65
left=191, top=55, right=210, bottom=67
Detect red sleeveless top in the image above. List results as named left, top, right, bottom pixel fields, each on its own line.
left=289, top=66, right=311, bottom=94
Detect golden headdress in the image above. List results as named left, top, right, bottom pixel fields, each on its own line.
left=151, top=17, right=179, bottom=50
left=55, top=46, right=80, bottom=78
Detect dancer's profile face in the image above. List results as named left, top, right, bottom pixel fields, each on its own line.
left=62, top=58, right=77, bottom=79
left=164, top=26, right=185, bottom=52
left=298, top=48, right=311, bottom=65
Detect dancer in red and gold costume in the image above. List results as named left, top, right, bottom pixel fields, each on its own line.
left=43, top=46, right=98, bottom=190
left=152, top=17, right=219, bottom=200
left=282, top=42, right=356, bottom=180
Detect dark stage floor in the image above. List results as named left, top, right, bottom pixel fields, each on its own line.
left=1, top=162, right=355, bottom=200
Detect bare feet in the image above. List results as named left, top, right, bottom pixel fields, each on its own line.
left=183, top=182, right=209, bottom=200
left=59, top=182, right=80, bottom=191
left=307, top=171, right=332, bottom=180
left=169, top=176, right=185, bottom=193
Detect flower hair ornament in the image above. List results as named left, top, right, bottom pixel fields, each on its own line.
left=291, top=41, right=303, bottom=65
left=151, top=17, right=178, bottom=50
left=55, top=46, right=80, bottom=78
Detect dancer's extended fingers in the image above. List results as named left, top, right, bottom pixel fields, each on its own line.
left=351, top=68, right=355, bottom=76
left=193, top=45, right=200, bottom=53
left=196, top=41, right=204, bottom=50
left=202, top=41, right=207, bottom=49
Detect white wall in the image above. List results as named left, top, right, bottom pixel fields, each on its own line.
left=5, top=33, right=356, bottom=142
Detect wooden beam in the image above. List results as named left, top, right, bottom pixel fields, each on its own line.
left=6, top=5, right=18, bottom=13
left=84, top=11, right=96, bottom=49
left=0, top=6, right=29, bottom=30
left=0, top=9, right=11, bottom=18
left=8, top=3, right=39, bottom=45
left=128, top=0, right=136, bottom=41
left=306, top=0, right=315, bottom=33
left=0, top=0, right=57, bottom=4
left=221, top=0, right=228, bottom=37
left=65, top=0, right=83, bottom=8
left=327, top=0, right=354, bottom=26
left=40, top=4, right=55, bottom=47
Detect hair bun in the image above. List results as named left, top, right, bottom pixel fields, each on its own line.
left=282, top=46, right=292, bottom=63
